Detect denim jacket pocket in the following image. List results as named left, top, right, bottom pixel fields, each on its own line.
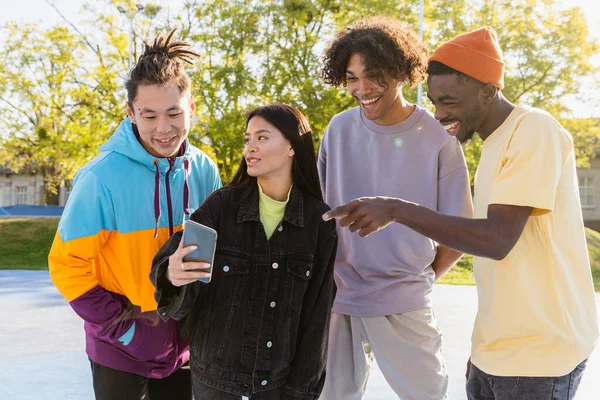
left=212, top=254, right=249, bottom=310
left=285, top=258, right=313, bottom=313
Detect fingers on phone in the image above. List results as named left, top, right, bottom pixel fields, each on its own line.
left=183, top=262, right=210, bottom=270
left=181, top=245, right=198, bottom=255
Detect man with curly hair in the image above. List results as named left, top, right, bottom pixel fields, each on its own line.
left=48, top=30, right=221, bottom=399
left=317, top=17, right=473, bottom=400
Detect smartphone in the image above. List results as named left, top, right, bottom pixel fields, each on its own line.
left=182, top=220, right=217, bottom=284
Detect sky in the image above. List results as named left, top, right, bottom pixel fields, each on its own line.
left=1, top=0, right=600, bottom=118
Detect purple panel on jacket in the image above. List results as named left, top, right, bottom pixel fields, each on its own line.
left=70, top=285, right=189, bottom=378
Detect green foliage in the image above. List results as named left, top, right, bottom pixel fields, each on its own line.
left=0, top=22, right=125, bottom=203
left=423, top=0, right=599, bottom=181
left=0, top=0, right=598, bottom=192
left=561, top=118, right=600, bottom=168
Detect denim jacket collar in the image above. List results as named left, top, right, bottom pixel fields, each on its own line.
left=236, top=182, right=304, bottom=227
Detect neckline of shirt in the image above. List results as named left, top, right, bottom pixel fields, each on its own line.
left=482, top=105, right=529, bottom=145
left=359, top=105, right=426, bottom=135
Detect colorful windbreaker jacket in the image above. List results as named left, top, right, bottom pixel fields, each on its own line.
left=48, top=118, right=221, bottom=378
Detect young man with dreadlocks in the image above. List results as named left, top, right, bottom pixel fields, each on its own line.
left=317, top=17, right=473, bottom=400
left=48, top=30, right=221, bottom=399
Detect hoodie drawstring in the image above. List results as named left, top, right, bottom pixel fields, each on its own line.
left=183, top=158, right=190, bottom=215
left=153, top=158, right=190, bottom=239
left=153, top=160, right=161, bottom=239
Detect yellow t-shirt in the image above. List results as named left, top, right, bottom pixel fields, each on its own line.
left=471, top=105, right=599, bottom=377
left=258, top=182, right=291, bottom=240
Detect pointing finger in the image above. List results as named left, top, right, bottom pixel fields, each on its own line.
left=323, top=202, right=355, bottom=221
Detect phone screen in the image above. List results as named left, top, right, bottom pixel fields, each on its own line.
left=182, top=220, right=217, bottom=284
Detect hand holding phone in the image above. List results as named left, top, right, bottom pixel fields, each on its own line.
left=166, top=241, right=211, bottom=287
left=181, top=220, right=217, bottom=283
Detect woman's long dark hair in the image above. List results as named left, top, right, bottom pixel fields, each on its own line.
left=229, top=104, right=323, bottom=202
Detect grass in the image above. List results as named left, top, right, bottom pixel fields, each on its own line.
left=584, top=227, right=600, bottom=292
left=438, top=227, right=600, bottom=291
left=438, top=255, right=475, bottom=286
left=1, top=218, right=599, bottom=292
left=0, top=218, right=59, bottom=270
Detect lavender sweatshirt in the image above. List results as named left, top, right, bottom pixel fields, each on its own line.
left=318, top=106, right=473, bottom=317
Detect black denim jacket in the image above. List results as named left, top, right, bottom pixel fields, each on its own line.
left=150, top=184, right=337, bottom=399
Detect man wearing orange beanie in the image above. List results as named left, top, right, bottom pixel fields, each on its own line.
left=324, top=26, right=599, bottom=399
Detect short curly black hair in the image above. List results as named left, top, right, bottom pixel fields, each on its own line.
left=321, top=16, right=428, bottom=89
left=427, top=61, right=484, bottom=87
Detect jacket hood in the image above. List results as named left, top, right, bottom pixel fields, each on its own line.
left=100, top=117, right=194, bottom=237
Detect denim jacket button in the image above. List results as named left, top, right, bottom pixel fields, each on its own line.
left=261, top=380, right=268, bottom=386
left=267, top=341, right=272, bottom=348
left=277, top=225, right=283, bottom=232
left=272, top=262, right=279, bottom=269
left=223, top=265, right=230, bottom=272
left=306, top=270, right=310, bottom=277
left=270, top=301, right=276, bottom=308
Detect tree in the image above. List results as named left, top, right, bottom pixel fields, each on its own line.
left=0, top=0, right=597, bottom=190
left=424, top=0, right=600, bottom=180
left=0, top=24, right=123, bottom=203
left=0, top=0, right=164, bottom=204
left=562, top=118, right=600, bottom=168
left=170, top=0, right=263, bottom=181
left=170, top=0, right=425, bottom=181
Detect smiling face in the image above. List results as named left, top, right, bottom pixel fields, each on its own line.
left=346, top=53, right=404, bottom=126
left=426, top=74, right=486, bottom=144
left=126, top=83, right=196, bottom=158
left=244, top=116, right=294, bottom=182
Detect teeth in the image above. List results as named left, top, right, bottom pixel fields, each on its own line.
left=361, top=96, right=380, bottom=105
left=443, top=121, right=459, bottom=130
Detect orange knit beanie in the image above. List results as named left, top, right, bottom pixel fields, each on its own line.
left=429, top=27, right=505, bottom=89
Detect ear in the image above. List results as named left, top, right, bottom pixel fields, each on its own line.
left=125, top=102, right=136, bottom=123
left=480, top=84, right=499, bottom=104
left=289, top=148, right=295, bottom=157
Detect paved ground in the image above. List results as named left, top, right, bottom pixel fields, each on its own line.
left=1, top=270, right=599, bottom=399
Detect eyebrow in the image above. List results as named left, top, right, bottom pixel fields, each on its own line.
left=139, top=105, right=183, bottom=113
left=345, top=70, right=357, bottom=76
left=426, top=94, right=453, bottom=102
left=245, top=129, right=272, bottom=136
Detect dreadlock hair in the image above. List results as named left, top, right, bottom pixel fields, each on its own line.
left=321, top=16, right=428, bottom=89
left=125, top=29, right=200, bottom=106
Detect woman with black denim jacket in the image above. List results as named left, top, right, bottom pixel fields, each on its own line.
left=150, top=104, right=338, bottom=400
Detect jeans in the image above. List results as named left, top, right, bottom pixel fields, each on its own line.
left=89, top=360, right=192, bottom=400
left=466, top=359, right=587, bottom=400
left=192, top=379, right=285, bottom=400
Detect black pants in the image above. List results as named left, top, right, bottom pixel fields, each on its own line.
left=193, top=379, right=285, bottom=400
left=90, top=360, right=192, bottom=400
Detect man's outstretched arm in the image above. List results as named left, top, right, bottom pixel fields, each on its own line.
left=324, top=197, right=531, bottom=260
